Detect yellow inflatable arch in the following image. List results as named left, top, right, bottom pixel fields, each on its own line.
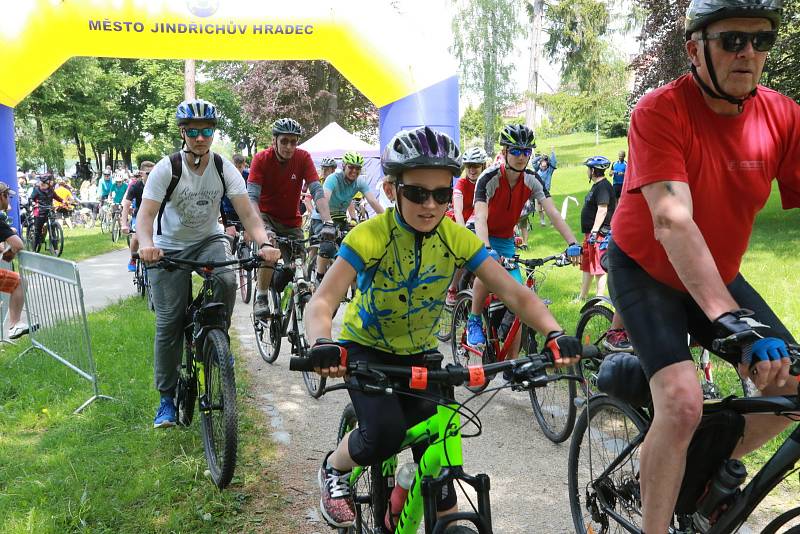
left=0, top=0, right=459, bottom=225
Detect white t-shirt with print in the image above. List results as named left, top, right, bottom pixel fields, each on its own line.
left=143, top=153, right=247, bottom=249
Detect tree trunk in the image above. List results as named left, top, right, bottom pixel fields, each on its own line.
left=325, top=65, right=340, bottom=126
left=122, top=147, right=132, bottom=170
left=185, top=59, right=196, bottom=100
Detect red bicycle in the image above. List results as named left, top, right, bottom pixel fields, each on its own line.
left=449, top=253, right=576, bottom=443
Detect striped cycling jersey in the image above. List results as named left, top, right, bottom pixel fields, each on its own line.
left=474, top=163, right=550, bottom=238
left=337, top=208, right=489, bottom=354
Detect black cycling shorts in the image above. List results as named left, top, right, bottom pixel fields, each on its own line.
left=606, top=239, right=795, bottom=379
left=344, top=342, right=457, bottom=511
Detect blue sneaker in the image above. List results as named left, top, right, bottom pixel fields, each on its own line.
left=466, top=314, right=486, bottom=349
left=127, top=259, right=136, bottom=272
left=153, top=396, right=176, bottom=428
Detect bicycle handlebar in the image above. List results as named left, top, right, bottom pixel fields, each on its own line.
left=289, top=345, right=599, bottom=394
left=133, top=252, right=268, bottom=271
left=501, top=253, right=569, bottom=271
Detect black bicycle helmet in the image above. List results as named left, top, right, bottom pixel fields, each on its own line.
left=272, top=118, right=304, bottom=137
left=381, top=126, right=461, bottom=178
left=685, top=0, right=782, bottom=39
left=498, top=124, right=536, bottom=149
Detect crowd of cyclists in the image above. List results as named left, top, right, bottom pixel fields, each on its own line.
left=9, top=0, right=799, bottom=530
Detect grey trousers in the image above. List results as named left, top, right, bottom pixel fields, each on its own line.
left=150, top=235, right=236, bottom=394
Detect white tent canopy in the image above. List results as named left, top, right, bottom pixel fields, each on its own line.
left=299, top=122, right=380, bottom=159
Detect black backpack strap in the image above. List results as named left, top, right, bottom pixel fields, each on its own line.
left=214, top=153, right=229, bottom=228
left=156, top=152, right=183, bottom=236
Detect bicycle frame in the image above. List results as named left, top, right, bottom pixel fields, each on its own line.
left=351, top=399, right=492, bottom=534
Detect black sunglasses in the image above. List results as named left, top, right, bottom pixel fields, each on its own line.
left=398, top=184, right=453, bottom=205
left=702, top=30, right=778, bottom=53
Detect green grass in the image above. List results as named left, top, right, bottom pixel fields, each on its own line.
left=57, top=226, right=129, bottom=262
left=0, top=297, right=284, bottom=533
left=521, top=132, right=798, bottom=481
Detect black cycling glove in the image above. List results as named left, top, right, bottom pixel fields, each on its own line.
left=320, top=222, right=337, bottom=241
left=545, top=330, right=581, bottom=361
left=310, top=338, right=347, bottom=369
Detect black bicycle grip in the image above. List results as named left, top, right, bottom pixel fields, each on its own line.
left=289, top=356, right=314, bottom=372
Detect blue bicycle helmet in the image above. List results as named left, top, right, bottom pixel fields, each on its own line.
left=176, top=99, right=218, bottom=125
left=584, top=156, right=612, bottom=170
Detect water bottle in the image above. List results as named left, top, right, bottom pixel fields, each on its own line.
left=385, top=462, right=417, bottom=530
left=498, top=309, right=515, bottom=340
left=692, top=459, right=747, bottom=530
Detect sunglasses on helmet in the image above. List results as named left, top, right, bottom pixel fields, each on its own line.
left=702, top=30, right=778, bottom=53
left=508, top=147, right=533, bottom=157
left=184, top=127, right=215, bottom=138
left=398, top=184, right=453, bottom=205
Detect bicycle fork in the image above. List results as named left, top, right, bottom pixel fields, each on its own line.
left=395, top=404, right=492, bottom=534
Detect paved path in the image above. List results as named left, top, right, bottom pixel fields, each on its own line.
left=77, top=249, right=137, bottom=312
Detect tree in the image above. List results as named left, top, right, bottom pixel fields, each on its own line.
left=629, top=0, right=691, bottom=106
left=541, top=0, right=630, bottom=142
left=451, top=0, right=526, bottom=155
left=762, top=0, right=800, bottom=103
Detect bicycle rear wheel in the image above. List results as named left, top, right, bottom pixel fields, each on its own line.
left=199, top=328, right=238, bottom=489
left=575, top=304, right=614, bottom=402
left=337, top=403, right=390, bottom=534
left=237, top=243, right=253, bottom=304
left=176, top=343, right=197, bottom=427
left=254, top=286, right=282, bottom=363
left=25, top=223, right=39, bottom=252
left=761, top=506, right=800, bottom=534
left=526, top=329, right=577, bottom=443
left=568, top=395, right=648, bottom=534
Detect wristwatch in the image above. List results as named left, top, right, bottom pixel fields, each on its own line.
left=259, top=242, right=272, bottom=250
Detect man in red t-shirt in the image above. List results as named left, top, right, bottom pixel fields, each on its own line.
left=248, top=118, right=333, bottom=317
left=606, top=2, right=800, bottom=531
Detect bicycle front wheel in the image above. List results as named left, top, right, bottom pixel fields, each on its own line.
left=295, top=300, right=326, bottom=398
left=450, top=291, right=490, bottom=393
left=436, top=302, right=453, bottom=343
left=111, top=218, right=121, bottom=242
left=338, top=403, right=390, bottom=533
left=526, top=328, right=577, bottom=443
left=254, top=286, right=282, bottom=363
left=575, top=304, right=614, bottom=401
left=568, top=395, right=648, bottom=534
left=199, top=328, right=238, bottom=489
left=48, top=221, right=64, bottom=257
left=100, top=211, right=110, bottom=233
left=236, top=243, right=253, bottom=304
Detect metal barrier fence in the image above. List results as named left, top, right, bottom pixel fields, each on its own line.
left=17, top=251, right=113, bottom=413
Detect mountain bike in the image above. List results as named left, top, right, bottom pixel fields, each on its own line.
left=144, top=253, right=264, bottom=488
left=291, top=345, right=599, bottom=533
left=575, top=297, right=758, bottom=407
left=568, top=340, right=800, bottom=534
left=24, top=205, right=64, bottom=256
left=129, top=232, right=152, bottom=309
left=450, top=253, right=574, bottom=442
left=252, top=236, right=324, bottom=397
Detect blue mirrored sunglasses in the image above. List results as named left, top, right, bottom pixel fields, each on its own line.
left=508, top=147, right=533, bottom=157
left=184, top=127, right=215, bottom=138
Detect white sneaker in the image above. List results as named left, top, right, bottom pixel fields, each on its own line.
left=9, top=322, right=36, bottom=340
